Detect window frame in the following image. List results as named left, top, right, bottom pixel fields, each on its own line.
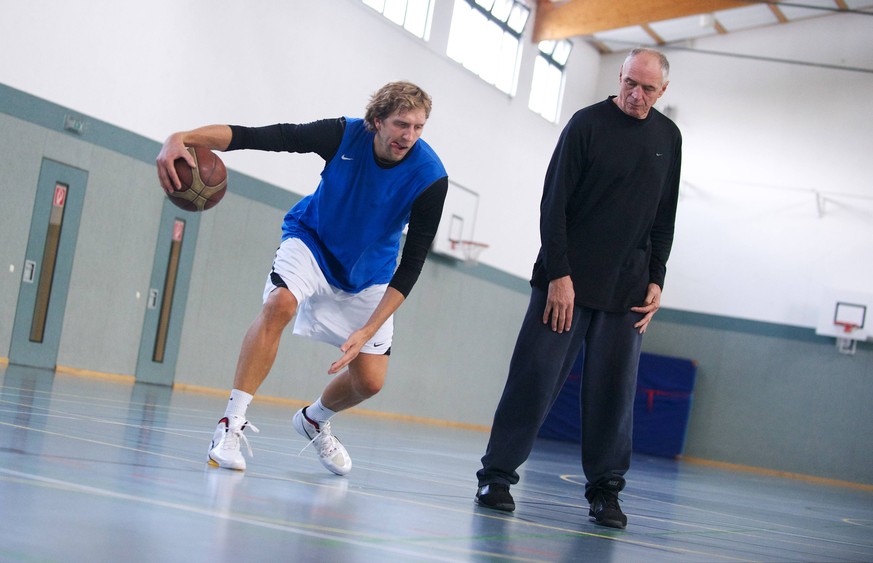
left=529, top=38, right=573, bottom=122
left=362, top=0, right=436, bottom=40
left=446, top=0, right=531, bottom=96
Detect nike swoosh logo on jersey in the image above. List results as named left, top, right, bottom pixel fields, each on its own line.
left=341, top=154, right=353, bottom=160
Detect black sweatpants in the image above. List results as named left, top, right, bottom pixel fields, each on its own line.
left=477, top=287, right=643, bottom=493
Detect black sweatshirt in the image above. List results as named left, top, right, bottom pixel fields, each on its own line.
left=531, top=97, right=682, bottom=313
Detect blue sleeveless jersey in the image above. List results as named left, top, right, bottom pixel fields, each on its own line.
left=282, top=117, right=446, bottom=293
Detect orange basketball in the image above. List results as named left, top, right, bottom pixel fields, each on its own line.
left=168, top=147, right=227, bottom=212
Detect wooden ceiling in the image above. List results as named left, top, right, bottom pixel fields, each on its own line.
left=533, top=0, right=860, bottom=52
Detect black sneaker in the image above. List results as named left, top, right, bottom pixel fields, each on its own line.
left=475, top=483, right=515, bottom=512
left=588, top=488, right=627, bottom=529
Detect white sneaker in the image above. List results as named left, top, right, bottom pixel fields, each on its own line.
left=207, top=416, right=259, bottom=471
left=293, top=407, right=352, bottom=476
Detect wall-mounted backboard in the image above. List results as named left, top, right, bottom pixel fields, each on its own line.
left=431, top=180, right=484, bottom=262
left=815, top=287, right=871, bottom=342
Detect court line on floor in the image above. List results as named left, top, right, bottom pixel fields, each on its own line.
left=49, top=368, right=873, bottom=492
left=0, top=417, right=569, bottom=561
left=0, top=414, right=749, bottom=562
left=0, top=466, right=484, bottom=562
left=0, top=384, right=776, bottom=561
left=561, top=473, right=873, bottom=554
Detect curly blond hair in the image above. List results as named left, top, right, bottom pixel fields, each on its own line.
left=363, top=81, right=432, bottom=131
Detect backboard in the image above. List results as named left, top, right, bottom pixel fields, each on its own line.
left=815, top=287, right=871, bottom=342
left=431, top=180, right=485, bottom=262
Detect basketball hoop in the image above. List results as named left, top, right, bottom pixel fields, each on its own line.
left=450, top=240, right=489, bottom=265
left=834, top=322, right=859, bottom=355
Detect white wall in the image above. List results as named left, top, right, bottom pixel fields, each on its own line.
left=0, top=0, right=599, bottom=282
left=2, top=0, right=871, bottom=330
left=591, top=13, right=873, bottom=328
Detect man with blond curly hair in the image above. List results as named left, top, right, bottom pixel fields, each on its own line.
left=157, top=81, right=447, bottom=476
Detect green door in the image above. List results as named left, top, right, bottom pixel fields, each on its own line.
left=9, top=159, right=88, bottom=369
left=134, top=199, right=201, bottom=386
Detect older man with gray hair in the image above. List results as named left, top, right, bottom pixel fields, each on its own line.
left=475, top=48, right=682, bottom=529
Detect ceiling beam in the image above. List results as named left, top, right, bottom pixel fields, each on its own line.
left=640, top=23, right=665, bottom=45
left=534, top=0, right=754, bottom=42
left=767, top=2, right=788, bottom=22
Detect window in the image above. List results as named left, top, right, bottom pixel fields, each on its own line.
left=363, top=0, right=435, bottom=40
left=528, top=39, right=572, bottom=122
left=446, top=0, right=530, bottom=95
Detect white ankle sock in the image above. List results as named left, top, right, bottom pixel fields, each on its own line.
left=224, top=389, right=253, bottom=420
left=305, top=397, right=336, bottom=424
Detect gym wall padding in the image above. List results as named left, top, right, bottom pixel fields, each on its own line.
left=538, top=352, right=696, bottom=458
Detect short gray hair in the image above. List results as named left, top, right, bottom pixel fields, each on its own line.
left=625, top=47, right=670, bottom=83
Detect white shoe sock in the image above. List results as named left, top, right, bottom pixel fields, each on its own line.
left=224, top=389, right=253, bottom=420
left=305, top=397, right=337, bottom=425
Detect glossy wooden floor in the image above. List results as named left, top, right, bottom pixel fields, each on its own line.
left=1, top=364, right=872, bottom=562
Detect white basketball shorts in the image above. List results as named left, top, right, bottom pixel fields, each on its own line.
left=263, top=237, right=393, bottom=355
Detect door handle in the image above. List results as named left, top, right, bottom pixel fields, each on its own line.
left=23, top=260, right=37, bottom=283
left=147, top=288, right=159, bottom=309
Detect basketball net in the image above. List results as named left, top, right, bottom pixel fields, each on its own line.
left=450, top=240, right=489, bottom=265
left=834, top=322, right=858, bottom=355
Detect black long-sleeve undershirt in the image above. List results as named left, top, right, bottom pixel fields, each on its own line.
left=226, top=118, right=447, bottom=297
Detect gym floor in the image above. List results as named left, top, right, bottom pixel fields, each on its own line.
left=1, top=363, right=871, bottom=562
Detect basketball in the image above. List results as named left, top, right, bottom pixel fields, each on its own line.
left=168, top=147, right=227, bottom=212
